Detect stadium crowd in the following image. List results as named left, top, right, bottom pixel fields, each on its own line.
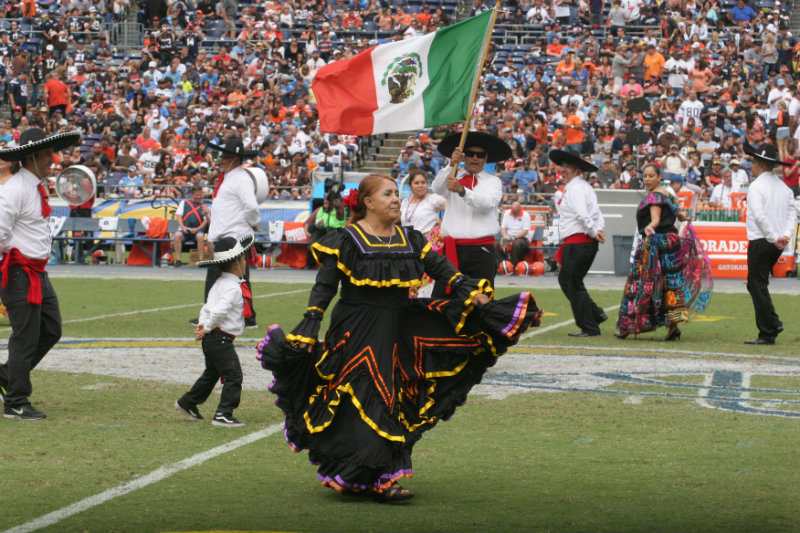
left=1, top=0, right=799, bottom=205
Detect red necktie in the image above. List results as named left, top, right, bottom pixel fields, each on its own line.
left=459, top=174, right=476, bottom=190
left=240, top=282, right=253, bottom=318
left=37, top=184, right=52, bottom=218
left=212, top=173, right=224, bottom=198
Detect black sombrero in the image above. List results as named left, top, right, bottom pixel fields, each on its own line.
left=207, top=135, right=259, bottom=159
left=197, top=235, right=255, bottom=267
left=743, top=142, right=790, bottom=167
left=437, top=131, right=512, bottom=163
left=548, top=148, right=598, bottom=173
left=0, top=128, right=81, bottom=162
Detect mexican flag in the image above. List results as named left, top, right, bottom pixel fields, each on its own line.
left=312, top=10, right=494, bottom=136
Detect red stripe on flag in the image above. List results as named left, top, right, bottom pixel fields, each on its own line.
left=312, top=47, right=379, bottom=135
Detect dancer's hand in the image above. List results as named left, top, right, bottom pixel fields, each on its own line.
left=474, top=293, right=490, bottom=306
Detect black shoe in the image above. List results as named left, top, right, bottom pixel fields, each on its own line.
left=174, top=260, right=182, bottom=267
left=744, top=337, right=775, bottom=345
left=212, top=412, right=244, bottom=427
left=4, top=403, right=46, bottom=420
left=244, top=318, right=257, bottom=329
left=568, top=331, right=600, bottom=337
left=188, top=318, right=199, bottom=326
left=372, top=482, right=415, bottom=503
left=597, top=312, right=608, bottom=324
left=175, top=399, right=203, bottom=421
left=665, top=327, right=681, bottom=341
left=614, top=332, right=628, bottom=339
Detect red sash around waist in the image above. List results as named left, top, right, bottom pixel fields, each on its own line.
left=554, top=233, right=595, bottom=266
left=0, top=248, right=48, bottom=304
left=213, top=327, right=237, bottom=339
left=443, top=236, right=495, bottom=270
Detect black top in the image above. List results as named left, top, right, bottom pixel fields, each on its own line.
left=636, top=192, right=678, bottom=235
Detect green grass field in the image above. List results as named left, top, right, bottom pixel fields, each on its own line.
left=1, top=278, right=799, bottom=533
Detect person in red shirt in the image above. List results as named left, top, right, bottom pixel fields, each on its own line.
left=43, top=71, right=70, bottom=117
left=782, top=140, right=800, bottom=197
left=341, top=9, right=362, bottom=29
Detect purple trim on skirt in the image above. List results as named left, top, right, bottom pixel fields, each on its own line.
left=317, top=467, right=413, bottom=491
left=501, top=292, right=527, bottom=335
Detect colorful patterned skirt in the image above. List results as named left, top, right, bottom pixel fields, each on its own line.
left=616, top=224, right=712, bottom=335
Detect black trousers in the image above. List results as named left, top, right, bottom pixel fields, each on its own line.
left=496, top=237, right=530, bottom=266
left=747, top=238, right=783, bottom=340
left=558, top=241, right=604, bottom=335
left=204, top=242, right=255, bottom=322
left=0, top=266, right=62, bottom=407
left=432, top=242, right=497, bottom=298
left=180, top=330, right=242, bottom=415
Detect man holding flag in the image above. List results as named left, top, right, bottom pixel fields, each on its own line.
left=431, top=131, right=510, bottom=296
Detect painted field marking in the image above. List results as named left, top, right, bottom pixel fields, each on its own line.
left=60, top=288, right=308, bottom=325
left=2, top=423, right=284, bottom=533
left=520, top=304, right=619, bottom=339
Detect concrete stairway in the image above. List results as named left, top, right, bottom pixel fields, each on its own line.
left=358, top=131, right=418, bottom=174
left=791, top=1, right=800, bottom=36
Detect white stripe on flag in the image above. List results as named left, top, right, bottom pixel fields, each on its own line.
left=371, top=33, right=435, bottom=134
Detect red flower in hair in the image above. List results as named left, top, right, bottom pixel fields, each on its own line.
left=342, top=188, right=359, bottom=210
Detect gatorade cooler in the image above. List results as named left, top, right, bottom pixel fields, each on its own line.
left=772, top=254, right=796, bottom=277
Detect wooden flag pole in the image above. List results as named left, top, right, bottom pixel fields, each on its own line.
left=450, top=0, right=502, bottom=178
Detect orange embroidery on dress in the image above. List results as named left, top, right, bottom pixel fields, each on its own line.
left=331, top=346, right=394, bottom=408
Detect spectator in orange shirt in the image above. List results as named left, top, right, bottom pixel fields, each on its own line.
left=642, top=45, right=665, bottom=81
left=555, top=53, right=577, bottom=80
left=563, top=103, right=584, bottom=152
left=416, top=4, right=432, bottom=26
left=393, top=6, right=412, bottom=27
left=546, top=36, right=565, bottom=60
left=689, top=57, right=714, bottom=98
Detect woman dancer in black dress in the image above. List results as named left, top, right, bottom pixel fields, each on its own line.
left=258, top=175, right=541, bottom=502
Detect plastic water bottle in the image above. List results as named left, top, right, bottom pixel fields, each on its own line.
left=160, top=253, right=170, bottom=267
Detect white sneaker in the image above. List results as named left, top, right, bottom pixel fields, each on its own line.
left=212, top=413, right=244, bottom=427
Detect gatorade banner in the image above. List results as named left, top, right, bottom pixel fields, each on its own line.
left=690, top=222, right=748, bottom=279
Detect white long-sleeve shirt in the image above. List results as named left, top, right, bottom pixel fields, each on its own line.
left=432, top=165, right=502, bottom=239
left=746, top=170, right=797, bottom=242
left=208, top=165, right=260, bottom=242
left=556, top=177, right=605, bottom=241
left=200, top=272, right=245, bottom=336
left=0, top=169, right=52, bottom=260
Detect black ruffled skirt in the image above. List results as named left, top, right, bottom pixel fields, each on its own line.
left=257, top=291, right=540, bottom=492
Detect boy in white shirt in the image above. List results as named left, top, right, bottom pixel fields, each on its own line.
left=176, top=235, right=254, bottom=426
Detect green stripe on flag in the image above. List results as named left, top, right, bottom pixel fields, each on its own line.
left=423, top=10, right=493, bottom=127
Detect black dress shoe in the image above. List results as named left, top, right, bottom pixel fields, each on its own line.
left=744, top=338, right=775, bottom=345
left=188, top=318, right=199, bottom=326
left=614, top=332, right=628, bottom=339
left=597, top=312, right=609, bottom=324
left=568, top=331, right=600, bottom=337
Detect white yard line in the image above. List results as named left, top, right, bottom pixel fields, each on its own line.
left=2, top=424, right=283, bottom=533
left=0, top=289, right=308, bottom=328
left=520, top=304, right=619, bottom=339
